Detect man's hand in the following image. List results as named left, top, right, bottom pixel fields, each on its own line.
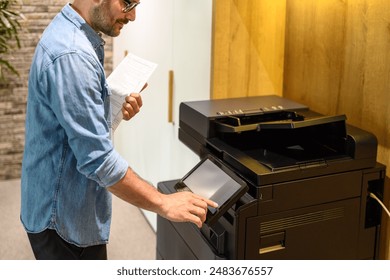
left=122, top=83, right=148, bottom=121
left=157, top=192, right=218, bottom=228
left=108, top=167, right=217, bottom=228
left=122, top=93, right=142, bottom=121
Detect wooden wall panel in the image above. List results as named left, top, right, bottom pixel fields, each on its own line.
left=211, top=0, right=286, bottom=99
left=283, top=0, right=347, bottom=114
left=284, top=0, right=390, bottom=171
left=212, top=0, right=390, bottom=259
left=283, top=0, right=390, bottom=259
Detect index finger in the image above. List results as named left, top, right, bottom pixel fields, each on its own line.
left=193, top=194, right=218, bottom=209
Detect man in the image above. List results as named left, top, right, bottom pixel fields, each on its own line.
left=21, top=0, right=217, bottom=260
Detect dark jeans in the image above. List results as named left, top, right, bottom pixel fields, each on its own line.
left=27, top=229, right=107, bottom=260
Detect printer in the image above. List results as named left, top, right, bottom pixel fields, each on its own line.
left=156, top=95, right=385, bottom=260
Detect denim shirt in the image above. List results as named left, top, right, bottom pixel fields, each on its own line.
left=21, top=4, right=129, bottom=247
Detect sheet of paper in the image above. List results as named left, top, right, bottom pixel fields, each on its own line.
left=107, top=53, right=158, bottom=132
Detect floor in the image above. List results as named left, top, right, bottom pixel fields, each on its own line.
left=0, top=179, right=156, bottom=260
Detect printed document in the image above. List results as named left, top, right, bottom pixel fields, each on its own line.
left=107, top=53, right=158, bottom=131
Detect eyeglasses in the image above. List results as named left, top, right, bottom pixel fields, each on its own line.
left=122, top=0, right=140, bottom=13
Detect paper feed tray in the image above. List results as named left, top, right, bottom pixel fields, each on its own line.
left=215, top=111, right=347, bottom=133
left=206, top=114, right=352, bottom=185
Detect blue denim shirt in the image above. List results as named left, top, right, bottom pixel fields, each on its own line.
left=21, top=4, right=129, bottom=247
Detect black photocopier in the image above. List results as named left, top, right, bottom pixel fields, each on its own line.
left=156, top=95, right=385, bottom=260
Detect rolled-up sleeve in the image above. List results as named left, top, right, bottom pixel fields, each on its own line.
left=41, top=51, right=128, bottom=187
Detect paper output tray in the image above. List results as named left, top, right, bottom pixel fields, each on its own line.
left=215, top=112, right=347, bottom=133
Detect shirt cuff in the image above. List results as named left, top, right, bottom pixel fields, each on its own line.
left=94, top=150, right=129, bottom=188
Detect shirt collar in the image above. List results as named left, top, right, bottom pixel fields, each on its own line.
left=61, top=3, right=106, bottom=56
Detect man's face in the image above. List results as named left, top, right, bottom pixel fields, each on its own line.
left=89, top=0, right=138, bottom=37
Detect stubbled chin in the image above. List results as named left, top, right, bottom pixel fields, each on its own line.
left=111, top=24, right=123, bottom=36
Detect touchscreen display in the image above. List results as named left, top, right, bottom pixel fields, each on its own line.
left=182, top=159, right=242, bottom=214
